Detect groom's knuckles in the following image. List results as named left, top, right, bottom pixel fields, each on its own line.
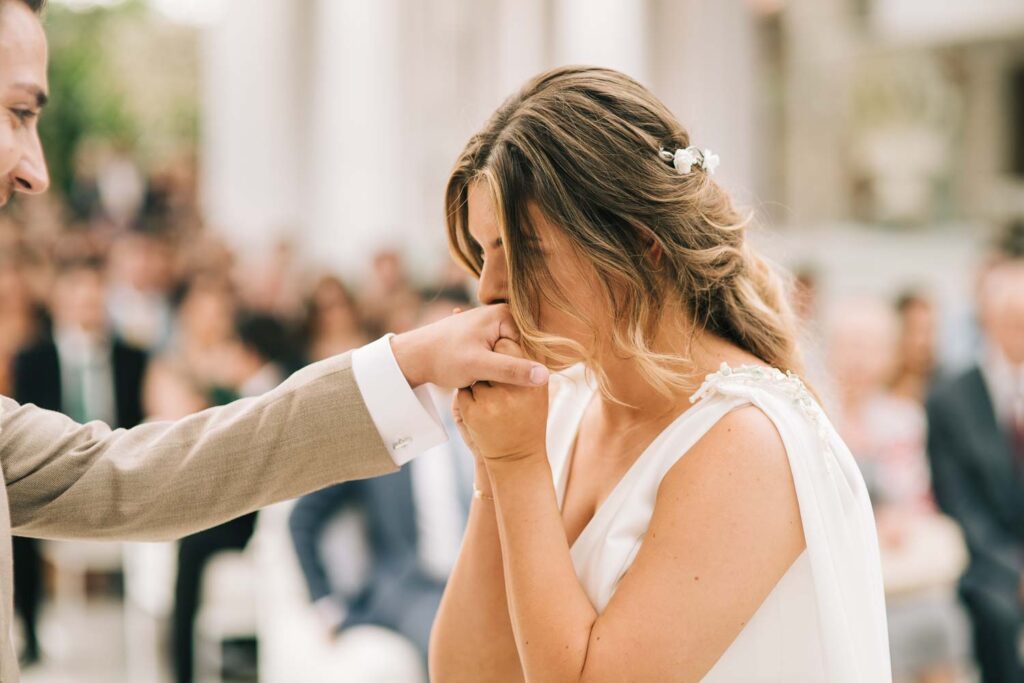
left=494, top=337, right=524, bottom=357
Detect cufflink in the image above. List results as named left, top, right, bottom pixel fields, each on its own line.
left=392, top=437, right=412, bottom=451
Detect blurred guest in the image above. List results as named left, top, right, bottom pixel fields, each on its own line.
left=143, top=275, right=237, bottom=419
left=14, top=255, right=148, bottom=430
left=358, top=249, right=421, bottom=336
left=142, top=151, right=202, bottom=234
left=11, top=256, right=148, bottom=666
left=178, top=232, right=236, bottom=285
left=106, top=229, right=177, bottom=352
left=792, top=263, right=821, bottom=327
left=237, top=240, right=306, bottom=324
left=891, top=290, right=940, bottom=405
left=171, top=313, right=290, bottom=683
left=927, top=259, right=1024, bottom=683
left=303, top=275, right=369, bottom=362
left=998, top=219, right=1024, bottom=259
left=96, top=140, right=146, bottom=230
left=790, top=263, right=831, bottom=404
left=830, top=299, right=970, bottom=683
left=0, top=254, right=44, bottom=396
left=288, top=297, right=474, bottom=676
left=67, top=138, right=105, bottom=223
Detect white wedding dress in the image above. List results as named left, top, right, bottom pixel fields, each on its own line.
left=546, top=363, right=892, bottom=682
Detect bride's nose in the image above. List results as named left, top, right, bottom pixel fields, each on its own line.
left=477, top=257, right=509, bottom=305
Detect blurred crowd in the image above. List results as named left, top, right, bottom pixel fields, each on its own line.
left=4, top=145, right=1024, bottom=683
left=2, top=149, right=476, bottom=682
left=805, top=222, right=1024, bottom=683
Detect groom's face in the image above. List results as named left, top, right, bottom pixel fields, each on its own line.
left=0, top=0, right=49, bottom=207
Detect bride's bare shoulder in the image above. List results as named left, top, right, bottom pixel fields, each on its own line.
left=654, top=404, right=804, bottom=553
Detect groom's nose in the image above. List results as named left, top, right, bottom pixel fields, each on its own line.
left=477, top=257, right=509, bottom=305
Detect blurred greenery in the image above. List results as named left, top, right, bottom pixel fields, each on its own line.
left=39, top=1, right=142, bottom=197
left=38, top=0, right=197, bottom=199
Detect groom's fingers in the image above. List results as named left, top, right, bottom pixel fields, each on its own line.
left=493, top=337, right=525, bottom=358
left=474, top=350, right=548, bottom=387
left=484, top=303, right=521, bottom=343
left=497, top=315, right=521, bottom=343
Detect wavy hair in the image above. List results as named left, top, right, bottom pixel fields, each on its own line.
left=446, top=65, right=802, bottom=398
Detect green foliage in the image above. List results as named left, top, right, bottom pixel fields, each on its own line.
left=37, top=0, right=197, bottom=198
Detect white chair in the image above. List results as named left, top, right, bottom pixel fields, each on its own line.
left=253, top=501, right=426, bottom=683
left=121, top=540, right=177, bottom=681
left=193, top=549, right=259, bottom=683
left=40, top=540, right=123, bottom=662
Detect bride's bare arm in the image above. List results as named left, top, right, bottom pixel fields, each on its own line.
left=428, top=444, right=524, bottom=681
left=462, top=378, right=806, bottom=683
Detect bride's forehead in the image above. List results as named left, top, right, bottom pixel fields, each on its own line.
left=466, top=182, right=499, bottom=244
left=465, top=181, right=564, bottom=249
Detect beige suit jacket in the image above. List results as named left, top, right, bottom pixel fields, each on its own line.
left=0, top=351, right=397, bottom=681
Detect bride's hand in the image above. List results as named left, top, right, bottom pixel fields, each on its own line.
left=455, top=338, right=549, bottom=463
left=450, top=394, right=482, bottom=465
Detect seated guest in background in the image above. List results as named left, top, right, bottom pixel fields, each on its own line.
left=831, top=299, right=972, bottom=682
left=358, top=249, right=422, bottom=337
left=106, top=228, right=177, bottom=353
left=143, top=275, right=237, bottom=419
left=11, top=256, right=148, bottom=666
left=927, top=258, right=1024, bottom=683
left=171, top=312, right=292, bottom=683
left=0, top=253, right=44, bottom=397
left=303, top=275, right=369, bottom=362
left=891, top=289, right=940, bottom=405
left=830, top=298, right=970, bottom=683
left=288, top=294, right=474, bottom=677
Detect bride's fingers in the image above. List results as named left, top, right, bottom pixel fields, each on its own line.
left=456, top=385, right=475, bottom=406
left=450, top=393, right=479, bottom=453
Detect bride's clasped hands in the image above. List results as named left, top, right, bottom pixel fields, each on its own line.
left=453, top=337, right=549, bottom=466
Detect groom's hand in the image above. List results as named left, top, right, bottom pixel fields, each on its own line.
left=390, top=304, right=550, bottom=389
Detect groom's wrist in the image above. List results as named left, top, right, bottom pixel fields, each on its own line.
left=390, top=328, right=431, bottom=388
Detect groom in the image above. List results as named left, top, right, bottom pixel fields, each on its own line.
left=0, top=0, right=548, bottom=679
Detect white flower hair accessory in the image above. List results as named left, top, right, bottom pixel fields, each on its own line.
left=658, top=146, right=719, bottom=175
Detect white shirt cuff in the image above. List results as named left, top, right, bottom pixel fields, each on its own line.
left=351, top=334, right=448, bottom=466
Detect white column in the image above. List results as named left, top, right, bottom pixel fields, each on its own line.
left=303, top=0, right=411, bottom=280
left=650, top=0, right=759, bottom=204
left=552, top=0, right=649, bottom=83
left=199, top=0, right=306, bottom=256
left=496, top=0, right=551, bottom=96
left=780, top=0, right=856, bottom=226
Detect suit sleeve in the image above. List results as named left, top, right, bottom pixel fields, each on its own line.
left=926, top=391, right=1024, bottom=593
left=1, top=351, right=398, bottom=542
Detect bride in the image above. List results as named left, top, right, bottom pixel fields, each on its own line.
left=428, top=66, right=891, bottom=682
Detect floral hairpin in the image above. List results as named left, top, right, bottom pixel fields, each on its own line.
left=658, top=146, right=720, bottom=175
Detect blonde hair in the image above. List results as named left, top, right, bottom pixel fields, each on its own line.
left=446, top=65, right=802, bottom=398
